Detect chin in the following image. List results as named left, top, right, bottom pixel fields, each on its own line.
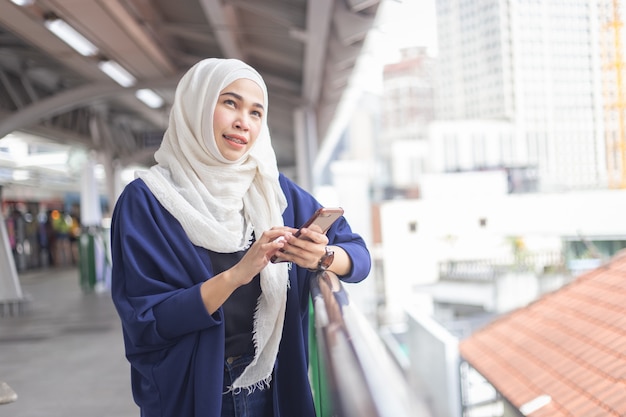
left=223, top=150, right=247, bottom=162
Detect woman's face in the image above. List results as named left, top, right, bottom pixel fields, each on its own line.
left=213, top=78, right=265, bottom=161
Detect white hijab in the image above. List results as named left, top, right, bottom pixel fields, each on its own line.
left=137, top=58, right=289, bottom=391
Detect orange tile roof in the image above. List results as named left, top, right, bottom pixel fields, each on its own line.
left=459, top=250, right=626, bottom=417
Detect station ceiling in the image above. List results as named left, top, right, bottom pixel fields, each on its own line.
left=0, top=0, right=380, bottom=181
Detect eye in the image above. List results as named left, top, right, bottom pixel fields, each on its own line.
left=251, top=109, right=262, bottom=118
left=223, top=98, right=236, bottom=107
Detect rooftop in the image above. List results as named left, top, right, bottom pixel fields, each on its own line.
left=459, top=250, right=626, bottom=416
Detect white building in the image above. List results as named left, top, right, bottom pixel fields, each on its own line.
left=378, top=176, right=626, bottom=323
left=433, top=0, right=620, bottom=191
left=381, top=47, right=435, bottom=196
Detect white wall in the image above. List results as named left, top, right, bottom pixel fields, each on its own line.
left=379, top=173, right=626, bottom=320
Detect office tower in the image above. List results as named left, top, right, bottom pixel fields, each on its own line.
left=433, top=0, right=619, bottom=191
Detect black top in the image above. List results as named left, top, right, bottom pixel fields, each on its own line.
left=207, top=248, right=261, bottom=358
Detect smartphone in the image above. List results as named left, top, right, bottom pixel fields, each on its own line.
left=271, top=207, right=344, bottom=263
left=294, top=207, right=344, bottom=239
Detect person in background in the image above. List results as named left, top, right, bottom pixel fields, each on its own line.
left=44, top=210, right=57, bottom=266
left=51, top=209, right=72, bottom=266
left=110, top=58, right=371, bottom=417
left=68, top=203, right=81, bottom=265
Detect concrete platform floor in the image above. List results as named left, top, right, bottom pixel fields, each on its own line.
left=0, top=267, right=138, bottom=417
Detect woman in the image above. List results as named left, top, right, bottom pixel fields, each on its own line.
left=110, top=58, right=371, bottom=417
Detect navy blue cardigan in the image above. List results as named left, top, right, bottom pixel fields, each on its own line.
left=110, top=174, right=371, bottom=417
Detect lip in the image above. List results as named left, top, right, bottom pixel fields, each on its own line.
left=223, top=134, right=248, bottom=145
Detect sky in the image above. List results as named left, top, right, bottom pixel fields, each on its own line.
left=349, top=0, right=437, bottom=95
left=375, top=0, right=438, bottom=62
left=317, top=0, right=439, bottom=164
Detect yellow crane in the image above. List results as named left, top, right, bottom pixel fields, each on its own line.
left=602, top=0, right=626, bottom=188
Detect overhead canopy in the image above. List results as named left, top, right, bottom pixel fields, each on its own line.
left=0, top=0, right=380, bottom=182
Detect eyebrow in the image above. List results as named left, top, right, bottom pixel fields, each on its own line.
left=220, top=91, right=265, bottom=111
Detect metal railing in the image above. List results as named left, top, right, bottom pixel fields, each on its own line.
left=438, top=251, right=565, bottom=282
left=309, top=271, right=430, bottom=417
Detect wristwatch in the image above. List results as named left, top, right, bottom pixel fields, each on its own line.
left=312, top=246, right=334, bottom=272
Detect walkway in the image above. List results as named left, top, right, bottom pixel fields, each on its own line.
left=0, top=267, right=138, bottom=417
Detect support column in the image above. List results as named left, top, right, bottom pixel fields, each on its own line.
left=99, top=153, right=119, bottom=291
left=294, top=107, right=318, bottom=191
left=80, top=154, right=103, bottom=227
left=78, top=154, right=106, bottom=292
left=100, top=151, right=123, bottom=214
left=0, top=207, right=25, bottom=316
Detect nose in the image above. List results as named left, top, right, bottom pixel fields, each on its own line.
left=234, top=113, right=250, bottom=130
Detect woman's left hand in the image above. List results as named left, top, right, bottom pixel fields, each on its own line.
left=279, top=226, right=328, bottom=270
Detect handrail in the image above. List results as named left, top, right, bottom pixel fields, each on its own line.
left=310, top=271, right=430, bottom=417
left=438, top=251, right=565, bottom=282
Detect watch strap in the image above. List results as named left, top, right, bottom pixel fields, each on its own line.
left=309, top=246, right=334, bottom=272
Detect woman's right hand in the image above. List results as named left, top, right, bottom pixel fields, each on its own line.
left=200, top=228, right=290, bottom=314
left=200, top=226, right=295, bottom=314
left=230, top=228, right=292, bottom=287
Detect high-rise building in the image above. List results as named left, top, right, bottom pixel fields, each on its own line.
left=381, top=47, right=435, bottom=197
left=433, top=0, right=624, bottom=191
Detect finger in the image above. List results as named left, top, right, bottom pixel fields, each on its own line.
left=269, top=226, right=296, bottom=234
left=306, top=224, right=324, bottom=233
left=293, top=228, right=328, bottom=245
left=282, top=239, right=324, bottom=264
left=288, top=250, right=319, bottom=270
left=261, top=229, right=290, bottom=243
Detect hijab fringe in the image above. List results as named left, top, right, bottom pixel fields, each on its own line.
left=224, top=375, right=273, bottom=395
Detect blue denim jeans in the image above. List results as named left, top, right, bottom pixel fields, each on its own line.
left=221, top=354, right=273, bottom=417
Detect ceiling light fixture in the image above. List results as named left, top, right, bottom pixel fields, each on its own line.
left=98, top=60, right=136, bottom=87
left=44, top=18, right=99, bottom=57
left=135, top=89, right=164, bottom=109
left=10, top=0, right=35, bottom=6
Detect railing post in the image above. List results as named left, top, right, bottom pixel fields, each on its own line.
left=309, top=296, right=334, bottom=417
